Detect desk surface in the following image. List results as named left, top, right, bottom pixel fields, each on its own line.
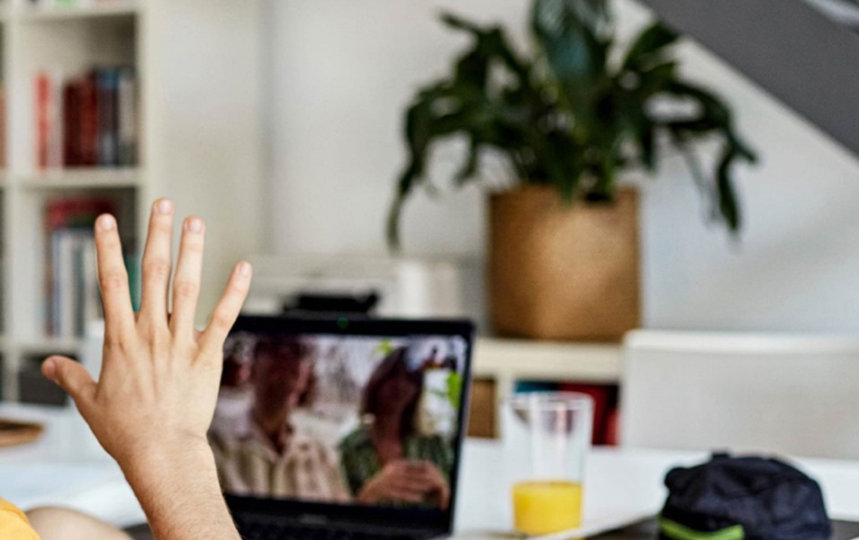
left=458, top=440, right=859, bottom=538
left=2, top=404, right=859, bottom=539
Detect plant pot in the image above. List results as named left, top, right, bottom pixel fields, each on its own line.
left=488, top=185, right=640, bottom=342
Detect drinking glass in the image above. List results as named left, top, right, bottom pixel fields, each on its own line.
left=502, top=392, right=594, bottom=536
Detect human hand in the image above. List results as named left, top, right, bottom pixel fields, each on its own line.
left=414, top=461, right=451, bottom=510
left=357, top=460, right=449, bottom=507
left=40, top=198, right=252, bottom=471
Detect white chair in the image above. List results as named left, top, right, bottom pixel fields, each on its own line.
left=620, top=330, right=859, bottom=459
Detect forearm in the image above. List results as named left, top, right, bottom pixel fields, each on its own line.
left=121, top=438, right=239, bottom=540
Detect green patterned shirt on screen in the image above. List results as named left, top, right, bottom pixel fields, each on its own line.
left=339, top=426, right=454, bottom=507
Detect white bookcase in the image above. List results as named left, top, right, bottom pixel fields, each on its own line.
left=0, top=0, right=265, bottom=403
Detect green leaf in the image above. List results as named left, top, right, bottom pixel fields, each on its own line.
left=731, top=134, right=758, bottom=164
left=532, top=0, right=611, bottom=87
left=388, top=2, right=757, bottom=250
left=665, top=81, right=730, bottom=125
left=638, top=120, right=656, bottom=170
left=636, top=61, right=679, bottom=95
left=622, top=23, right=678, bottom=71
left=716, top=145, right=741, bottom=232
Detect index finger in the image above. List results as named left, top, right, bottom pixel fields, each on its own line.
left=94, top=214, right=136, bottom=340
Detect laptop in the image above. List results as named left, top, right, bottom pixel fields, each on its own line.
left=210, top=315, right=475, bottom=540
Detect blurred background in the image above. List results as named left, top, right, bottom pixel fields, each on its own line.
left=265, top=0, right=859, bottom=334
left=5, top=0, right=859, bottom=447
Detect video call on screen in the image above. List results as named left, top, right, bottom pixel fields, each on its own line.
left=209, top=333, right=467, bottom=510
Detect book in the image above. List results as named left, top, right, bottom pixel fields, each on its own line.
left=51, top=229, right=84, bottom=337
left=96, top=68, right=118, bottom=166
left=44, top=197, right=116, bottom=336
left=80, top=236, right=101, bottom=334
left=49, top=69, right=64, bottom=168
left=62, top=80, right=81, bottom=166
left=35, top=70, right=65, bottom=170
left=78, top=72, right=98, bottom=167
left=35, top=72, right=51, bottom=169
left=48, top=67, right=138, bottom=169
left=117, top=68, right=137, bottom=167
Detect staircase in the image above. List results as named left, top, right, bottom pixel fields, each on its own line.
left=637, top=0, right=859, bottom=156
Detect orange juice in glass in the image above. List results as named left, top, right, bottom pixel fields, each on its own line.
left=503, top=393, right=593, bottom=536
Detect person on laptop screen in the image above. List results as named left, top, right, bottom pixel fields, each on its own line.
left=209, top=337, right=349, bottom=501
left=209, top=332, right=466, bottom=513
left=339, top=347, right=452, bottom=509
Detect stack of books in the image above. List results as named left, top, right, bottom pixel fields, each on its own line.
left=44, top=197, right=114, bottom=337
left=35, top=67, right=137, bottom=170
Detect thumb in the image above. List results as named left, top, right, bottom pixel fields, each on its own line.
left=42, top=356, right=96, bottom=404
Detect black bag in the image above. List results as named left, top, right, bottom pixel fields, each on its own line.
left=658, top=453, right=832, bottom=540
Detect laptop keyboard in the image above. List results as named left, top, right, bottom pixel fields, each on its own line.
left=235, top=515, right=422, bottom=540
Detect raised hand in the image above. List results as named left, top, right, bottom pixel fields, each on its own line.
left=41, top=198, right=251, bottom=540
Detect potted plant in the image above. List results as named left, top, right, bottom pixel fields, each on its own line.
left=387, top=0, right=756, bottom=341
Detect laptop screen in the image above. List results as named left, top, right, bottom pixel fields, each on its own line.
left=211, top=316, right=473, bottom=532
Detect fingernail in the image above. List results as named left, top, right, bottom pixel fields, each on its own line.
left=156, top=199, right=173, bottom=215
left=187, top=217, right=204, bottom=233
left=42, top=358, right=57, bottom=382
left=98, top=215, right=116, bottom=231
left=238, top=262, right=252, bottom=277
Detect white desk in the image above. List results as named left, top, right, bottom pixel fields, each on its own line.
left=0, top=404, right=144, bottom=527
left=456, top=441, right=859, bottom=538
left=2, top=404, right=859, bottom=538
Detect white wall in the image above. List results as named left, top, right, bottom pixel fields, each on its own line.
left=643, top=38, right=859, bottom=333
left=267, top=0, right=528, bottom=256
left=151, top=0, right=265, bottom=318
left=266, top=0, right=859, bottom=334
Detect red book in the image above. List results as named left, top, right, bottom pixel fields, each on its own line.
left=78, top=72, right=98, bottom=167
left=36, top=72, right=51, bottom=169
left=559, top=383, right=617, bottom=445
left=604, top=407, right=620, bottom=446
left=45, top=197, right=116, bottom=231
left=63, top=80, right=82, bottom=167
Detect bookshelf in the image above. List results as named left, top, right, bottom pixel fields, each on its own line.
left=20, top=169, right=141, bottom=189
left=473, top=337, right=623, bottom=397
left=19, top=2, right=139, bottom=21
left=0, top=0, right=265, bottom=404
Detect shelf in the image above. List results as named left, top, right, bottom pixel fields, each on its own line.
left=473, top=337, right=623, bottom=386
left=0, top=0, right=262, bottom=405
left=15, top=337, right=83, bottom=356
left=17, top=1, right=140, bottom=22
left=19, top=168, right=141, bottom=190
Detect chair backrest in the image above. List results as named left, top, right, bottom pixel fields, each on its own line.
left=620, top=330, right=859, bottom=459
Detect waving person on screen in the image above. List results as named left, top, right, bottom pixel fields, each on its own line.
left=339, top=348, right=453, bottom=509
